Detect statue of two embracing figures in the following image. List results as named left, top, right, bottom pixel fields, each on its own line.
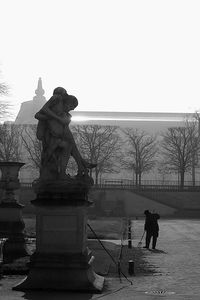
left=13, top=87, right=104, bottom=293
left=34, top=87, right=96, bottom=190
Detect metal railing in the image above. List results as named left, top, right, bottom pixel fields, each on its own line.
left=20, top=179, right=200, bottom=191
left=99, top=179, right=200, bottom=186
left=93, top=179, right=200, bottom=191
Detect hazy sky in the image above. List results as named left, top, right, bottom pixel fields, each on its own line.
left=1, top=0, right=200, bottom=120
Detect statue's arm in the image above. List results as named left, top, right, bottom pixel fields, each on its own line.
left=35, top=95, right=65, bottom=124
left=35, top=111, right=48, bottom=120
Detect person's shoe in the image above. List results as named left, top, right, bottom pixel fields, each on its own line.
left=143, top=246, right=149, bottom=249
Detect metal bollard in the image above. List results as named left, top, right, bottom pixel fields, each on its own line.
left=117, top=261, right=122, bottom=282
left=128, top=222, right=132, bottom=248
left=0, top=238, right=8, bottom=278
left=128, top=260, right=135, bottom=276
left=128, top=239, right=132, bottom=248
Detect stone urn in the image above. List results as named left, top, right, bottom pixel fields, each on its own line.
left=0, top=161, right=25, bottom=203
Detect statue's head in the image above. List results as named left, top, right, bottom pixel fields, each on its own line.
left=63, top=95, right=78, bottom=111
left=53, top=87, right=67, bottom=95
left=69, top=95, right=78, bottom=109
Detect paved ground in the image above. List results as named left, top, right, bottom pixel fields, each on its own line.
left=1, top=219, right=200, bottom=299
left=129, top=219, right=200, bottom=298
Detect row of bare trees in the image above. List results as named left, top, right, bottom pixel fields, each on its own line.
left=72, top=125, right=121, bottom=184
left=0, top=116, right=200, bottom=187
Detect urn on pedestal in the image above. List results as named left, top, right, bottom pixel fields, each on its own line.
left=0, top=161, right=28, bottom=262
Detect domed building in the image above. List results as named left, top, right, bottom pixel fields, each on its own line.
left=15, top=78, right=46, bottom=124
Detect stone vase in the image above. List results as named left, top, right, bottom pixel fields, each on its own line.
left=0, top=161, right=28, bottom=262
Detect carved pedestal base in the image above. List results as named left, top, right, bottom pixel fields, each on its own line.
left=14, top=250, right=104, bottom=291
left=14, top=194, right=104, bottom=292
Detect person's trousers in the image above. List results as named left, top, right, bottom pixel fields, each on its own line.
left=145, top=232, right=158, bottom=249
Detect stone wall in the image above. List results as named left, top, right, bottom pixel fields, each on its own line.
left=3, top=187, right=200, bottom=217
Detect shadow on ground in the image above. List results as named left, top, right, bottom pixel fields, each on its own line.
left=21, top=291, right=94, bottom=300
left=147, top=249, right=167, bottom=254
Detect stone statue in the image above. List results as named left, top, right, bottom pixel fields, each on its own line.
left=35, top=87, right=96, bottom=182
left=14, top=90, right=104, bottom=293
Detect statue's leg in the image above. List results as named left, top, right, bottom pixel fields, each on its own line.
left=70, top=146, right=86, bottom=175
left=58, top=142, right=73, bottom=179
left=40, top=138, right=60, bottom=180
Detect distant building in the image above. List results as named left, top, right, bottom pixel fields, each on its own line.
left=71, top=111, right=187, bottom=134
left=15, top=78, right=46, bottom=124
left=15, top=77, right=188, bottom=133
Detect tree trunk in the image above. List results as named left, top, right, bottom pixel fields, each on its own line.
left=135, top=172, right=138, bottom=186
left=95, top=169, right=98, bottom=185
left=180, top=171, right=185, bottom=188
left=139, top=172, right=142, bottom=186
left=192, top=153, right=196, bottom=187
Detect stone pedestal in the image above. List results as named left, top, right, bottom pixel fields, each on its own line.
left=0, top=202, right=28, bottom=262
left=0, top=162, right=28, bottom=262
left=14, top=182, right=104, bottom=292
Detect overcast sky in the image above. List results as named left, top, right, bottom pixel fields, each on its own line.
left=1, top=0, right=200, bottom=120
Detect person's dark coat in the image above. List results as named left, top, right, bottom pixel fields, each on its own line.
left=150, top=213, right=160, bottom=236
left=144, top=212, right=160, bottom=236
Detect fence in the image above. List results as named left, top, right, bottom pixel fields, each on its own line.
left=20, top=179, right=200, bottom=192
left=93, top=179, right=200, bottom=191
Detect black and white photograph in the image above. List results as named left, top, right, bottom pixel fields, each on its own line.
left=0, top=0, right=200, bottom=299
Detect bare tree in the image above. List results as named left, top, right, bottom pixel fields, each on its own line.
left=21, top=125, right=42, bottom=170
left=0, top=77, right=11, bottom=120
left=189, top=112, right=200, bottom=185
left=121, top=128, right=157, bottom=186
left=0, top=123, right=22, bottom=161
left=160, top=124, right=200, bottom=187
left=0, top=82, right=8, bottom=95
left=71, top=125, right=121, bottom=184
